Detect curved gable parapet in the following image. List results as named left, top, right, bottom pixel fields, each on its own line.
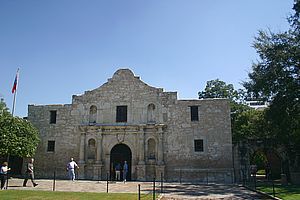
left=112, top=68, right=135, bottom=80
left=72, top=68, right=164, bottom=104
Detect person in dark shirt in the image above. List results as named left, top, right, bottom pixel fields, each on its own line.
left=123, top=161, right=128, bottom=182
left=115, top=163, right=121, bottom=181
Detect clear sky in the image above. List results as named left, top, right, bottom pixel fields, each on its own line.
left=0, top=0, right=294, bottom=117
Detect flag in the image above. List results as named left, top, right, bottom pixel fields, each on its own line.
left=11, top=69, right=19, bottom=94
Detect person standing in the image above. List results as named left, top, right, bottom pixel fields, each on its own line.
left=115, top=163, right=121, bottom=181
left=23, top=158, right=38, bottom=187
left=123, top=160, right=128, bottom=183
left=67, top=158, right=79, bottom=181
left=0, top=162, right=11, bottom=190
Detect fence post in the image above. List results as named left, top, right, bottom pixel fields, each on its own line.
left=153, top=177, right=156, bottom=200
left=160, top=172, right=163, bottom=194
left=206, top=171, right=209, bottom=185
left=106, top=172, right=109, bottom=193
left=179, top=169, right=182, bottom=184
left=272, top=177, right=275, bottom=197
left=254, top=173, right=256, bottom=190
left=53, top=169, right=56, bottom=191
left=242, top=169, right=245, bottom=186
left=138, top=184, right=141, bottom=200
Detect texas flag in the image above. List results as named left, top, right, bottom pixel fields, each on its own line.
left=12, top=69, right=19, bottom=94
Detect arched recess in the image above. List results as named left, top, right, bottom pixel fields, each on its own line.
left=87, top=138, right=96, bottom=160
left=249, top=148, right=282, bottom=179
left=89, top=105, right=97, bottom=124
left=147, top=138, right=156, bottom=160
left=110, top=144, right=132, bottom=181
left=147, top=104, right=156, bottom=123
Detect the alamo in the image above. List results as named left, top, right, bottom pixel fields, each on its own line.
left=28, top=69, right=233, bottom=182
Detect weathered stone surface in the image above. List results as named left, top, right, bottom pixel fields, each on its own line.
left=28, top=69, right=233, bottom=182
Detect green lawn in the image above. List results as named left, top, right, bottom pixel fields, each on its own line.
left=257, top=185, right=300, bottom=200
left=0, top=190, right=155, bottom=200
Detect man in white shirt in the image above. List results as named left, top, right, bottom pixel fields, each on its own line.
left=67, top=158, right=79, bottom=181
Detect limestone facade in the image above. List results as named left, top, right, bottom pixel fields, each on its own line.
left=28, top=69, right=233, bottom=182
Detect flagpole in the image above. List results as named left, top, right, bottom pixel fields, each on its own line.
left=7, top=68, right=19, bottom=189
left=11, top=68, right=19, bottom=117
left=12, top=90, right=17, bottom=117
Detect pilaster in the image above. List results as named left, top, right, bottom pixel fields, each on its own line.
left=96, top=129, right=103, bottom=164
left=157, top=127, right=164, bottom=165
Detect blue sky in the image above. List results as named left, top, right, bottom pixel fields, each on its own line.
left=0, top=0, right=294, bottom=117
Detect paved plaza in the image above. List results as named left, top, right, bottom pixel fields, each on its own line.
left=4, top=178, right=273, bottom=199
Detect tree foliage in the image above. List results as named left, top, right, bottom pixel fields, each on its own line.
left=0, top=101, right=40, bottom=157
left=0, top=100, right=9, bottom=115
left=243, top=0, right=300, bottom=170
left=198, top=79, right=239, bottom=101
left=233, top=109, right=270, bottom=141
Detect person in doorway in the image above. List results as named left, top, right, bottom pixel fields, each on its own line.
left=67, top=157, right=79, bottom=181
left=123, top=160, right=128, bottom=183
left=115, top=163, right=121, bottom=181
left=0, top=162, right=11, bottom=189
left=23, top=158, right=38, bottom=187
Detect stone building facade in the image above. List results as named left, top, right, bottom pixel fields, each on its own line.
left=28, top=69, right=233, bottom=182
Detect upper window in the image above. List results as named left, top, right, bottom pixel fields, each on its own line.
left=194, top=139, right=203, bottom=152
left=47, top=140, right=55, bottom=152
left=50, top=110, right=57, bottom=124
left=116, top=106, right=127, bottom=122
left=190, top=106, right=199, bottom=121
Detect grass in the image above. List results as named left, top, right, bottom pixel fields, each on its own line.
left=257, top=184, right=300, bottom=200
left=0, top=190, right=155, bottom=200
left=256, top=169, right=266, bottom=175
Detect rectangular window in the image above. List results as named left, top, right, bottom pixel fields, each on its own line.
left=50, top=110, right=57, bottom=124
left=47, top=141, right=55, bottom=152
left=194, top=139, right=204, bottom=152
left=190, top=106, right=199, bottom=121
left=116, top=106, right=127, bottom=122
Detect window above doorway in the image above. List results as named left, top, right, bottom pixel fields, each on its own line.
left=116, top=106, right=127, bottom=122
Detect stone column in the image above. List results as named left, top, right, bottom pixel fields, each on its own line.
left=94, top=129, right=103, bottom=180
left=137, top=126, right=146, bottom=181
left=96, top=129, right=103, bottom=164
left=79, top=132, right=86, bottom=163
left=157, top=127, right=164, bottom=165
left=155, top=127, right=165, bottom=179
left=138, top=128, right=145, bottom=165
left=78, top=131, right=86, bottom=179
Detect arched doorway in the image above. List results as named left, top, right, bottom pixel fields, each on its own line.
left=110, top=144, right=132, bottom=181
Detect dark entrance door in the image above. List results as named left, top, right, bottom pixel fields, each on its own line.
left=110, top=144, right=132, bottom=181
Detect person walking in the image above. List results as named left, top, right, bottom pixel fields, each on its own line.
left=123, top=160, right=128, bottom=183
left=67, top=158, right=79, bottom=181
left=0, top=162, right=11, bottom=189
left=23, top=158, right=38, bottom=187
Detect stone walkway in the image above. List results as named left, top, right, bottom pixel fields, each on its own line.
left=6, top=178, right=272, bottom=199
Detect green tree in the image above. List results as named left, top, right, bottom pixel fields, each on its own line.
left=198, top=79, right=239, bottom=101
left=233, top=109, right=270, bottom=141
left=244, top=0, right=300, bottom=172
left=0, top=99, right=9, bottom=115
left=0, top=101, right=40, bottom=157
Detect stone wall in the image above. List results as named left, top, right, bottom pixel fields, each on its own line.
left=28, top=69, right=233, bottom=182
